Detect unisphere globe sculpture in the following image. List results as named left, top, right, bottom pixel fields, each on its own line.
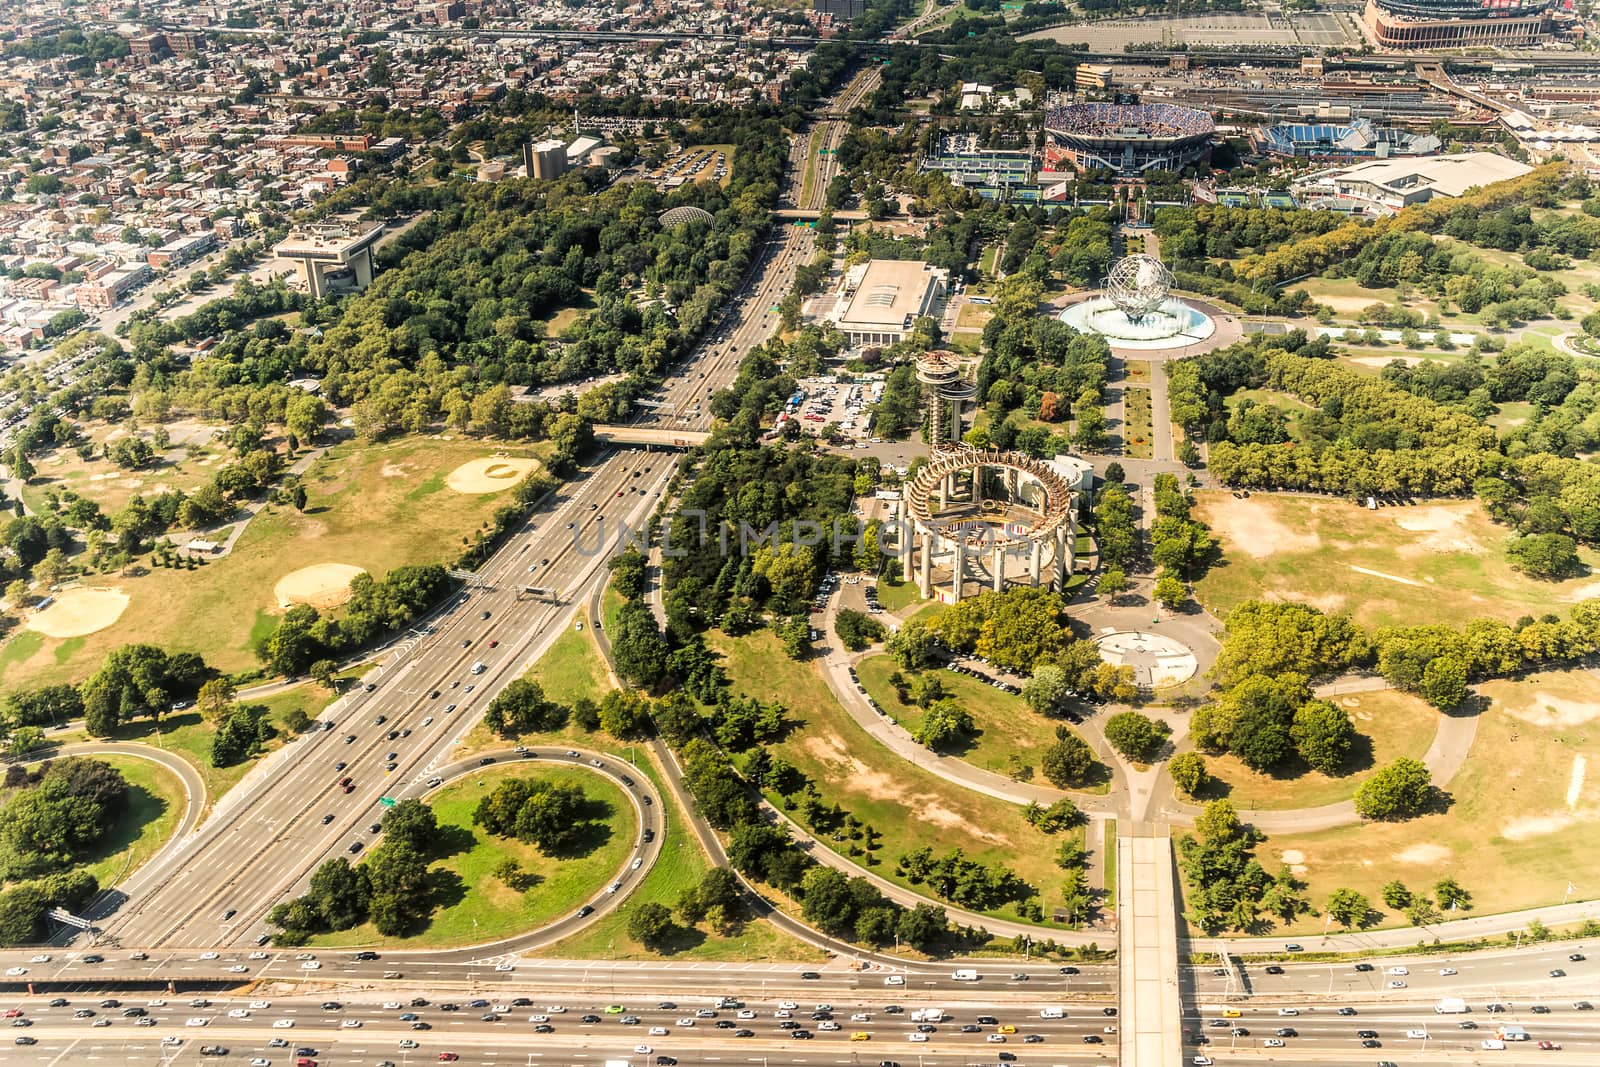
left=1103, top=254, right=1173, bottom=322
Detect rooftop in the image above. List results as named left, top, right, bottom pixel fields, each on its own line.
left=838, top=259, right=943, bottom=328
left=1329, top=151, right=1533, bottom=198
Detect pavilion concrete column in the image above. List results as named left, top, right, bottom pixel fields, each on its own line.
left=1030, top=540, right=1042, bottom=587
left=951, top=538, right=965, bottom=603
left=918, top=528, right=933, bottom=598
left=991, top=543, right=1004, bottom=593
left=1054, top=526, right=1068, bottom=593
left=939, top=474, right=949, bottom=510
left=898, top=503, right=913, bottom=581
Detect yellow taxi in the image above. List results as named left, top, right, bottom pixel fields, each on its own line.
left=999, top=1025, right=1017, bottom=1034
left=1222, top=1009, right=1242, bottom=1018
left=850, top=1032, right=870, bottom=1041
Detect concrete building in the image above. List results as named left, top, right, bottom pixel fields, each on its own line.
left=523, top=139, right=569, bottom=180
left=831, top=259, right=949, bottom=348
left=274, top=223, right=386, bottom=299
left=1313, top=152, right=1533, bottom=211
left=1362, top=0, right=1555, bottom=47
left=813, top=0, right=868, bottom=20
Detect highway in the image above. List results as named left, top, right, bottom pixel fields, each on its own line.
left=84, top=150, right=819, bottom=952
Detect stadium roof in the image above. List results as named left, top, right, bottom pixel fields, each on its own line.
left=1330, top=152, right=1532, bottom=199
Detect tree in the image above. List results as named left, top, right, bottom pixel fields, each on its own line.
left=381, top=798, right=438, bottom=852
left=211, top=705, right=274, bottom=767
left=1041, top=731, right=1096, bottom=788
left=363, top=839, right=432, bottom=936
left=598, top=689, right=650, bottom=739
left=627, top=901, right=677, bottom=948
left=1289, top=700, right=1357, bottom=774
left=914, top=698, right=974, bottom=750
left=799, top=866, right=855, bottom=937
left=484, top=679, right=565, bottom=736
left=885, top=620, right=936, bottom=670
left=307, top=857, right=369, bottom=930
left=308, top=659, right=338, bottom=689
left=611, top=600, right=670, bottom=687
left=1103, top=711, right=1169, bottom=762
left=1096, top=567, right=1127, bottom=599
left=1168, top=752, right=1208, bottom=798
left=1354, top=757, right=1435, bottom=820
left=1021, top=664, right=1074, bottom=717
left=282, top=707, right=312, bottom=734
left=1381, top=880, right=1412, bottom=910
left=1193, top=798, right=1245, bottom=844
left=1433, top=876, right=1472, bottom=911
left=4, top=579, right=29, bottom=608
left=1325, top=887, right=1375, bottom=929
left=1229, top=702, right=1294, bottom=770
left=1153, top=573, right=1188, bottom=610
left=196, top=677, right=236, bottom=723
left=1420, top=655, right=1467, bottom=709
left=894, top=902, right=948, bottom=951
left=1507, top=532, right=1580, bottom=579
left=834, top=608, right=884, bottom=651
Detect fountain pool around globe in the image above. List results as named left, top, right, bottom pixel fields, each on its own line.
left=1058, top=295, right=1217, bottom=351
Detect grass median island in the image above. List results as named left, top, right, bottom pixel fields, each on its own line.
left=1191, top=492, right=1600, bottom=629
left=0, top=434, right=548, bottom=691
left=1202, top=689, right=1440, bottom=811
left=62, top=755, right=185, bottom=891
left=709, top=630, right=1084, bottom=927
left=312, top=765, right=635, bottom=949
left=1121, top=386, right=1153, bottom=460
left=853, top=653, right=1110, bottom=794
left=526, top=616, right=609, bottom=706
left=1231, top=668, right=1600, bottom=935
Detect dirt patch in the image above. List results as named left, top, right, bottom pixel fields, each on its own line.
left=799, top=734, right=1012, bottom=847
left=1502, top=691, right=1600, bottom=729
left=1395, top=843, right=1450, bottom=864
left=1262, top=589, right=1346, bottom=613
left=1502, top=812, right=1584, bottom=841
left=444, top=456, right=542, bottom=495
left=379, top=462, right=412, bottom=479
left=1391, top=504, right=1486, bottom=556
left=1199, top=496, right=1321, bottom=558
left=1563, top=580, right=1600, bottom=602
left=26, top=586, right=130, bottom=638
left=273, top=563, right=367, bottom=610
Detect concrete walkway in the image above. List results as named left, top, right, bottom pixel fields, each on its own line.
left=1119, top=829, right=1182, bottom=1067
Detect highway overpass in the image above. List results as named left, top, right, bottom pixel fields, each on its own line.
left=593, top=425, right=710, bottom=447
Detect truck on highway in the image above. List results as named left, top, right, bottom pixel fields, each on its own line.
left=1435, top=998, right=1469, bottom=1014
left=911, top=1008, right=946, bottom=1023
left=1497, top=1024, right=1530, bottom=1041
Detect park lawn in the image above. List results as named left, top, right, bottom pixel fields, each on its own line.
left=854, top=653, right=1110, bottom=794
left=1202, top=688, right=1439, bottom=810
left=73, top=755, right=185, bottom=892
left=1123, top=360, right=1151, bottom=385
left=1298, top=275, right=1452, bottom=325
left=874, top=575, right=922, bottom=614
left=526, top=614, right=609, bottom=706
left=1122, top=387, right=1153, bottom=460
left=0, top=434, right=547, bottom=692
left=20, top=416, right=233, bottom=518
left=708, top=629, right=1081, bottom=926
left=956, top=302, right=994, bottom=330
left=311, top=765, right=635, bottom=949
left=1191, top=492, right=1600, bottom=630
left=1488, top=400, right=1537, bottom=432
left=1246, top=668, right=1600, bottom=935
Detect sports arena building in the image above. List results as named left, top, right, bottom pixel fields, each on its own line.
left=1361, top=0, right=1561, bottom=48
left=1251, top=118, right=1442, bottom=163
left=1043, top=103, right=1214, bottom=177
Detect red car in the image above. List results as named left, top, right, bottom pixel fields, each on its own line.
left=338, top=776, right=352, bottom=787
left=3, top=1010, right=23, bottom=1018
left=488, top=640, right=499, bottom=648
left=438, top=1056, right=460, bottom=1063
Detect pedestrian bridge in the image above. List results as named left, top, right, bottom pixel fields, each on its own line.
left=594, top=426, right=710, bottom=448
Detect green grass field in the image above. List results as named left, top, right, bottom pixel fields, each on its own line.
left=311, top=764, right=635, bottom=949
left=527, top=615, right=609, bottom=706
left=874, top=576, right=922, bottom=614
left=1248, top=668, right=1600, bottom=935
left=20, top=416, right=232, bottom=518
left=854, top=654, right=1109, bottom=793
left=1201, top=689, right=1439, bottom=811
left=1121, top=387, right=1153, bottom=460
left=1192, top=492, right=1600, bottom=629
left=710, top=630, right=1084, bottom=926
left=72, top=755, right=185, bottom=891
left=0, top=434, right=547, bottom=691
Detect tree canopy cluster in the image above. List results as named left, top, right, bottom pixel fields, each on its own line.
left=1177, top=798, right=1309, bottom=935
left=256, top=564, right=454, bottom=677
left=0, top=758, right=128, bottom=882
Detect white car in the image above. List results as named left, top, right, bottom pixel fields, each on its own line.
left=774, top=1010, right=792, bottom=1019
left=546, top=1006, right=566, bottom=1014
left=1387, top=966, right=1410, bottom=975
left=383, top=1002, right=402, bottom=1010
left=227, top=965, right=249, bottom=973
left=162, top=1037, right=184, bottom=1046
left=884, top=975, right=905, bottom=986
left=1277, top=1008, right=1299, bottom=1016
left=28, top=954, right=50, bottom=963
left=529, top=1015, right=548, bottom=1024
left=294, top=953, right=316, bottom=961
left=634, top=1046, right=653, bottom=1056
left=649, top=1027, right=669, bottom=1036
left=2, top=967, right=26, bottom=976
left=1388, top=980, right=1408, bottom=989
left=494, top=962, right=515, bottom=971
left=199, top=952, right=219, bottom=960
left=272, top=1019, right=294, bottom=1029
left=986, top=1034, right=1006, bottom=1043
left=185, top=1018, right=209, bottom=1027
left=818, top=1021, right=841, bottom=1031
left=779, top=1001, right=797, bottom=1010
left=341, top=1019, right=362, bottom=1029
left=1193, top=1058, right=1213, bottom=1066
left=301, top=961, right=321, bottom=970
left=148, top=1000, right=168, bottom=1008
left=909, top=1033, right=929, bottom=1043
left=1439, top=967, right=1458, bottom=976
left=399, top=1040, right=418, bottom=1050
left=850, top=1014, right=870, bottom=1022
left=249, top=1001, right=270, bottom=1010
left=676, top=1018, right=695, bottom=1027
left=738, top=1010, right=757, bottom=1019
left=227, top=1009, right=251, bottom=1019
left=249, top=952, right=269, bottom=960
left=251, top=1059, right=271, bottom=1066
left=1406, top=1029, right=1430, bottom=1039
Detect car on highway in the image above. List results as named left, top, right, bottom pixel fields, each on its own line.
left=273, top=1020, right=295, bottom=1028
left=1551, top=969, right=1567, bottom=978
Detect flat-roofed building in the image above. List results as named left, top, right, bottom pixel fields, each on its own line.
left=831, top=259, right=949, bottom=348
left=274, top=223, right=386, bottom=298
left=1316, top=152, right=1533, bottom=211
